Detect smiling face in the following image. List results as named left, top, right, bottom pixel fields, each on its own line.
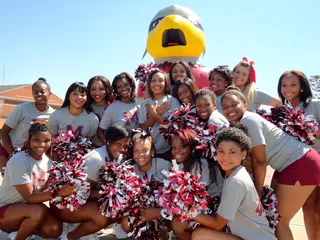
left=28, top=131, right=52, bottom=159
left=172, top=63, right=188, bottom=82
left=32, top=82, right=51, bottom=105
left=90, top=80, right=106, bottom=105
left=209, top=72, right=227, bottom=96
left=133, top=137, right=154, bottom=172
left=69, top=88, right=87, bottom=109
left=116, top=78, right=132, bottom=100
left=233, top=65, right=250, bottom=89
left=171, top=135, right=191, bottom=164
left=107, top=138, right=130, bottom=160
left=217, top=140, right=247, bottom=177
left=150, top=72, right=166, bottom=97
left=280, top=74, right=301, bottom=104
left=195, top=95, right=216, bottom=121
left=177, top=84, right=193, bottom=105
left=221, top=94, right=247, bottom=123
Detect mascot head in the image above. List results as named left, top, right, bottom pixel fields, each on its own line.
left=144, top=5, right=206, bottom=64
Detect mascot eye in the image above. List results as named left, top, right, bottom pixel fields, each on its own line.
left=148, top=17, right=164, bottom=33
left=186, top=17, right=204, bottom=31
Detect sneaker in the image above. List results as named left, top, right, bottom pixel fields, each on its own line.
left=113, top=223, right=129, bottom=239
left=59, top=222, right=99, bottom=240
left=96, top=229, right=105, bottom=235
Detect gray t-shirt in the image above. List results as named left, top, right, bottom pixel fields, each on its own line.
left=0, top=151, right=52, bottom=207
left=139, top=95, right=181, bottom=154
left=217, top=166, right=276, bottom=240
left=241, top=111, right=310, bottom=171
left=293, top=100, right=320, bottom=153
left=48, top=107, right=99, bottom=137
left=208, top=110, right=229, bottom=128
left=178, top=158, right=224, bottom=198
left=134, top=157, right=171, bottom=181
left=216, top=95, right=223, bottom=114
left=91, top=103, right=107, bottom=147
left=243, top=88, right=274, bottom=111
left=83, top=146, right=110, bottom=183
left=4, top=102, right=54, bottom=148
left=99, top=100, right=139, bottom=131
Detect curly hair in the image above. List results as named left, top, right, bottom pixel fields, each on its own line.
left=215, top=125, right=252, bottom=158
left=277, top=70, right=313, bottom=110
left=209, top=65, right=233, bottom=88
left=87, top=75, right=114, bottom=107
left=112, top=72, right=136, bottom=102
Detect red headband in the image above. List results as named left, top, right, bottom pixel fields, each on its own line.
left=242, top=57, right=256, bottom=83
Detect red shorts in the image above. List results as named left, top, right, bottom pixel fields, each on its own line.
left=0, top=205, right=10, bottom=230
left=273, top=149, right=320, bottom=186
left=0, top=143, right=9, bottom=159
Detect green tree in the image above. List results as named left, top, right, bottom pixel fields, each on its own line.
left=309, top=75, right=320, bottom=99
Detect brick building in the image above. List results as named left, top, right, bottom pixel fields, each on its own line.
left=0, top=84, right=63, bottom=128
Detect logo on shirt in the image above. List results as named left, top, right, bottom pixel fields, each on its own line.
left=31, top=170, right=47, bottom=191
left=66, top=125, right=84, bottom=136
left=255, top=199, right=263, bottom=216
left=123, top=108, right=138, bottom=128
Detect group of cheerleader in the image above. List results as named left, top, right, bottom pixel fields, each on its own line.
left=0, top=57, right=319, bottom=240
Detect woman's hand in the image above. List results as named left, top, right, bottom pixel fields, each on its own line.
left=139, top=208, right=161, bottom=221
left=56, top=185, right=76, bottom=197
left=146, top=104, right=158, bottom=118
left=156, top=101, right=170, bottom=116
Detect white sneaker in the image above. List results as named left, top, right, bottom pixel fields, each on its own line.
left=113, top=223, right=128, bottom=239
left=59, top=222, right=99, bottom=240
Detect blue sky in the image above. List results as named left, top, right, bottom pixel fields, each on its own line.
left=0, top=0, right=319, bottom=100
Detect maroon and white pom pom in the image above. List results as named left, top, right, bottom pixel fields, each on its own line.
left=261, top=186, right=281, bottom=229
left=53, top=130, right=93, bottom=163
left=256, top=106, right=318, bottom=145
left=158, top=160, right=210, bottom=223
left=47, top=158, right=90, bottom=211
left=97, top=156, right=144, bottom=218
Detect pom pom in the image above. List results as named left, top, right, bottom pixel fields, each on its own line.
left=261, top=186, right=281, bottom=229
left=53, top=130, right=93, bottom=163
left=46, top=130, right=92, bottom=211
left=157, top=160, right=210, bottom=224
left=134, top=63, right=159, bottom=93
left=97, top=156, right=144, bottom=218
left=127, top=221, right=159, bottom=240
left=196, top=124, right=226, bottom=161
left=159, top=104, right=197, bottom=141
left=127, top=178, right=163, bottom=239
left=159, top=104, right=226, bottom=160
left=256, top=106, right=318, bottom=145
left=46, top=157, right=91, bottom=211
